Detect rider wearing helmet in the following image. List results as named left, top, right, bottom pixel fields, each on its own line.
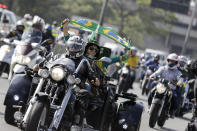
left=6, top=20, right=25, bottom=40
left=178, top=56, right=188, bottom=72
left=23, top=13, right=32, bottom=29
left=148, top=53, right=183, bottom=118
left=145, top=54, right=160, bottom=70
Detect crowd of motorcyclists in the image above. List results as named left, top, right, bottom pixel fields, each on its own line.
left=0, top=12, right=197, bottom=131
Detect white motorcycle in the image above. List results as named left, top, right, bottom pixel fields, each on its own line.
left=0, top=38, right=15, bottom=77
left=8, top=28, right=45, bottom=81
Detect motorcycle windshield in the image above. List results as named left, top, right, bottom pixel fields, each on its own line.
left=15, top=44, right=33, bottom=56
left=21, top=28, right=42, bottom=44
left=47, top=58, right=75, bottom=73
left=15, top=28, right=43, bottom=55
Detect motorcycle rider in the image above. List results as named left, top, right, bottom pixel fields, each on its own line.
left=124, top=46, right=139, bottom=89
left=23, top=13, right=32, bottom=29
left=141, top=54, right=160, bottom=81
left=148, top=53, right=183, bottom=118
left=5, top=20, right=25, bottom=40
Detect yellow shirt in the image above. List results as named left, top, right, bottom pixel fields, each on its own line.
left=124, top=56, right=139, bottom=70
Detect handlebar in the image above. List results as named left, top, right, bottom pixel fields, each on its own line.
left=75, top=58, right=94, bottom=74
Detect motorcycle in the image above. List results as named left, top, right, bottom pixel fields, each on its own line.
left=118, top=65, right=135, bottom=94
left=0, top=38, right=15, bottom=77
left=141, top=65, right=156, bottom=96
left=8, top=29, right=44, bottom=80
left=3, top=41, right=51, bottom=125
left=149, top=78, right=174, bottom=128
left=14, top=56, right=83, bottom=131
left=176, top=79, right=194, bottom=117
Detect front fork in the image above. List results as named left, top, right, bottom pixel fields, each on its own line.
left=49, top=85, right=75, bottom=130
left=22, top=78, right=45, bottom=125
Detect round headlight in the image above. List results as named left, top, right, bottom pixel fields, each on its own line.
left=38, top=69, right=49, bottom=78
left=14, top=95, right=20, bottom=101
left=157, top=86, right=166, bottom=94
left=67, top=75, right=75, bottom=85
left=51, top=67, right=65, bottom=81
left=23, top=56, right=31, bottom=64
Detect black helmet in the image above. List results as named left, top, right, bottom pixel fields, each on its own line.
left=153, top=54, right=160, bottom=61
left=65, top=36, right=86, bottom=59
left=84, top=40, right=100, bottom=59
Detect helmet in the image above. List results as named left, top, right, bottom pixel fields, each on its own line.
left=53, top=21, right=58, bottom=26
left=153, top=54, right=160, bottom=61
left=167, top=53, right=178, bottom=70
left=167, top=53, right=178, bottom=62
left=16, top=20, right=25, bottom=32
left=66, top=36, right=86, bottom=59
left=24, top=14, right=32, bottom=20
left=178, top=55, right=187, bottom=63
left=84, top=40, right=100, bottom=59
left=32, top=15, right=45, bottom=30
left=130, top=46, right=138, bottom=55
left=16, top=20, right=25, bottom=27
left=178, top=55, right=188, bottom=70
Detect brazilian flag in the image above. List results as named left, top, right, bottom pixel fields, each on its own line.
left=70, top=19, right=131, bottom=49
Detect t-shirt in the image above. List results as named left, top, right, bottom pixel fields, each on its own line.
left=124, top=56, right=139, bottom=70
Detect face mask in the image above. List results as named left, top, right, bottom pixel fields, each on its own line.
left=168, top=63, right=175, bottom=67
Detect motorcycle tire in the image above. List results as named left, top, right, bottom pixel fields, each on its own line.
left=141, top=79, right=147, bottom=95
left=4, top=106, right=16, bottom=125
left=175, top=97, right=184, bottom=117
left=149, top=104, right=160, bottom=128
left=145, top=80, right=150, bottom=96
left=157, top=108, right=167, bottom=127
left=25, top=101, right=48, bottom=131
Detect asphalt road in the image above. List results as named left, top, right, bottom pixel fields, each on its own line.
left=0, top=75, right=192, bottom=131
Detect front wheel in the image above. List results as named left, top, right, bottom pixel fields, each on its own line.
left=4, top=106, right=16, bottom=125
left=141, top=79, right=147, bottom=95
left=157, top=108, right=167, bottom=127
left=149, top=104, right=160, bottom=128
left=25, top=101, right=48, bottom=131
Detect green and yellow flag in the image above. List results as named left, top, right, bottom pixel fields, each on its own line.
left=70, top=18, right=131, bottom=49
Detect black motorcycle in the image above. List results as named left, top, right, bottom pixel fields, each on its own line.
left=3, top=40, right=52, bottom=125
left=141, top=65, right=157, bottom=96
left=118, top=65, right=135, bottom=94
left=149, top=79, right=174, bottom=128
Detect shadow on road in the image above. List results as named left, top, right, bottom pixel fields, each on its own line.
left=177, top=116, right=191, bottom=122
left=153, top=127, right=177, bottom=131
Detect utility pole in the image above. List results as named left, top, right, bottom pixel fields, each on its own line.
left=181, top=0, right=197, bottom=55
left=97, top=0, right=109, bottom=43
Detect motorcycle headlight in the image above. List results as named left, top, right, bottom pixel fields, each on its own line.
left=13, top=95, right=20, bottom=101
left=23, top=56, right=31, bottom=64
left=6, top=48, right=11, bottom=52
left=157, top=86, right=166, bottom=94
left=67, top=75, right=75, bottom=85
left=38, top=69, right=49, bottom=78
left=51, top=67, right=65, bottom=81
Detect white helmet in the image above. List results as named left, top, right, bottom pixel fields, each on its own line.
left=65, top=36, right=86, bottom=59
left=130, top=46, right=138, bottom=55
left=167, top=53, right=178, bottom=70
left=178, top=55, right=188, bottom=70
left=24, top=14, right=32, bottom=19
left=178, top=55, right=187, bottom=63
left=32, top=15, right=45, bottom=30
left=167, top=53, right=178, bottom=62
left=16, top=20, right=25, bottom=27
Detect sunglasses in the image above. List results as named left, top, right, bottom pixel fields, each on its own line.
left=89, top=46, right=99, bottom=53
